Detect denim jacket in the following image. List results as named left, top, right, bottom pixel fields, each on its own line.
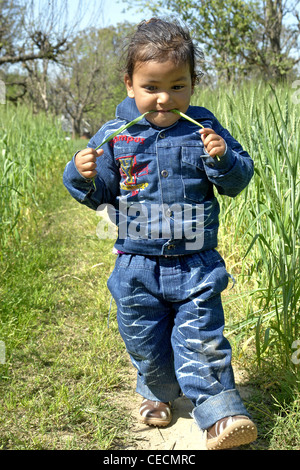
left=63, top=97, right=254, bottom=256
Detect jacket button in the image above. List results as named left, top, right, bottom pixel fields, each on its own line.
left=160, top=133, right=165, bottom=139
left=161, top=169, right=169, bottom=178
left=167, top=244, right=175, bottom=250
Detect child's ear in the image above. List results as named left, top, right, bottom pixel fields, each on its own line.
left=124, top=74, right=135, bottom=98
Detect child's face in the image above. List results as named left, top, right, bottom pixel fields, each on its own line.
left=124, top=60, right=193, bottom=128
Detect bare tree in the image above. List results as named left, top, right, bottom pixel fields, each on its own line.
left=24, top=57, right=50, bottom=112
left=54, top=24, right=131, bottom=137
left=0, top=0, right=107, bottom=65
left=1, top=0, right=68, bottom=65
left=0, top=1, right=105, bottom=109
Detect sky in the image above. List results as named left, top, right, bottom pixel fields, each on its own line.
left=102, top=0, right=148, bottom=26
left=67, top=0, right=150, bottom=29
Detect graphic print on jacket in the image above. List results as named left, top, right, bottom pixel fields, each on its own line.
left=116, top=154, right=149, bottom=194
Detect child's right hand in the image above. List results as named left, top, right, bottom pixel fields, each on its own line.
left=75, top=148, right=103, bottom=179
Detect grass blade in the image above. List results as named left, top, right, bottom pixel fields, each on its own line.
left=170, top=109, right=220, bottom=160
left=95, top=109, right=204, bottom=153
left=170, top=109, right=204, bottom=128
left=92, top=107, right=226, bottom=190
left=94, top=111, right=154, bottom=150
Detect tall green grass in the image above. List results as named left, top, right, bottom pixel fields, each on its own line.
left=193, top=82, right=300, bottom=372
left=0, top=104, right=70, bottom=247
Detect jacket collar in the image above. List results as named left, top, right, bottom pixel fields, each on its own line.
left=115, top=96, right=211, bottom=125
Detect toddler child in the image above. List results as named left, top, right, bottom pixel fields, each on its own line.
left=63, top=18, right=257, bottom=450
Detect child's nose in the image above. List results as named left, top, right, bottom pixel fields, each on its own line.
left=157, top=92, right=171, bottom=104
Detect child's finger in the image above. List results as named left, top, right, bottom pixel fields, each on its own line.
left=78, top=148, right=103, bottom=158
left=199, top=128, right=216, bottom=136
left=87, top=148, right=103, bottom=159
left=199, top=128, right=215, bottom=144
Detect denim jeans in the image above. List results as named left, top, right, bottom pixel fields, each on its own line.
left=107, top=250, right=250, bottom=430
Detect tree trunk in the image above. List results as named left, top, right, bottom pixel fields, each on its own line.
left=72, top=116, right=82, bottom=140
left=265, top=0, right=284, bottom=79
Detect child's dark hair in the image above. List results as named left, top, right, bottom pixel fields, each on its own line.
left=124, top=18, right=204, bottom=86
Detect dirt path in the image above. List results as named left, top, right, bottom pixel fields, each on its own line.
left=123, top=367, right=253, bottom=451
left=126, top=389, right=208, bottom=450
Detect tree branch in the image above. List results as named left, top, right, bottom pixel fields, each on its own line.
left=0, top=37, right=68, bottom=65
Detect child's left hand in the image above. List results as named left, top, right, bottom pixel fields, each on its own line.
left=200, top=128, right=226, bottom=158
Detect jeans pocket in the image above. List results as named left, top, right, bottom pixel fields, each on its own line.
left=107, top=256, right=122, bottom=296
left=191, top=251, right=230, bottom=300
left=211, top=263, right=230, bottom=295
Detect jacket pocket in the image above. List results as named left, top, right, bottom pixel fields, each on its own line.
left=181, top=146, right=208, bottom=203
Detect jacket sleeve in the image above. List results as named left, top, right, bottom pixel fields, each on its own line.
left=203, top=115, right=254, bottom=197
left=63, top=130, right=120, bottom=211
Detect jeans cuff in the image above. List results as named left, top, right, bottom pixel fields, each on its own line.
left=192, top=389, right=251, bottom=430
left=136, top=373, right=181, bottom=402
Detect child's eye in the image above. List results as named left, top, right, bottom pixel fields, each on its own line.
left=144, top=85, right=157, bottom=91
left=173, top=85, right=185, bottom=90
